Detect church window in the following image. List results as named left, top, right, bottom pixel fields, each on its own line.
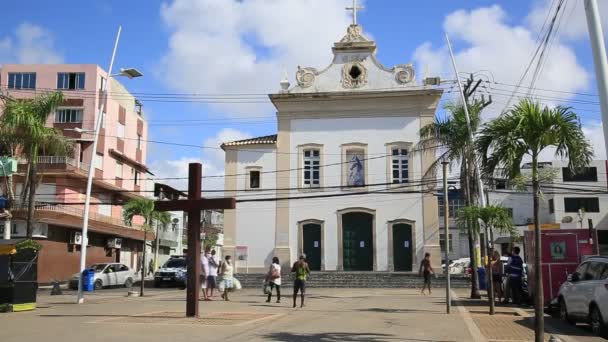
left=303, top=149, right=320, bottom=187
left=249, top=170, right=260, bottom=189
left=391, top=148, right=409, bottom=183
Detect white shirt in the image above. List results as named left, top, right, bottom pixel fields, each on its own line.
left=201, top=255, right=209, bottom=275
left=208, top=255, right=218, bottom=277
left=269, top=263, right=282, bottom=286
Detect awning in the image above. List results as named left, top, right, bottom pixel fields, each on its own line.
left=494, top=237, right=512, bottom=244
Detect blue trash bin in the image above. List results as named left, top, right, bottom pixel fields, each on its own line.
left=82, top=269, right=95, bottom=292
left=477, top=267, right=487, bottom=290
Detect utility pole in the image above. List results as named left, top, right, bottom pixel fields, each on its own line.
left=585, top=0, right=608, bottom=158
left=442, top=162, right=451, bottom=314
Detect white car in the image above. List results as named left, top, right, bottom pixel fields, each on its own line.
left=69, top=263, right=137, bottom=290
left=556, top=256, right=608, bottom=337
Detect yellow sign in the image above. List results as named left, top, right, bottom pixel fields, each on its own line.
left=527, top=223, right=560, bottom=230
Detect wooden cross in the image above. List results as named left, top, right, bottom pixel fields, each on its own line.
left=346, top=0, right=364, bottom=26
left=154, top=163, right=236, bottom=318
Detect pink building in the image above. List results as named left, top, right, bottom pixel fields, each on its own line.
left=0, top=64, right=152, bottom=283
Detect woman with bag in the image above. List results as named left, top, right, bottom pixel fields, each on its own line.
left=265, top=257, right=281, bottom=303
left=218, top=255, right=241, bottom=301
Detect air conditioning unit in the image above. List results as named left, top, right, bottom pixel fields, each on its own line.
left=526, top=218, right=533, bottom=224
left=69, top=231, right=83, bottom=245
left=107, top=237, right=122, bottom=249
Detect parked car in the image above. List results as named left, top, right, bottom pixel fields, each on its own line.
left=69, top=263, right=136, bottom=290
left=555, top=256, right=608, bottom=337
left=154, top=256, right=187, bottom=288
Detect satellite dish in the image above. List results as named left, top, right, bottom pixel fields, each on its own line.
left=562, top=216, right=573, bottom=223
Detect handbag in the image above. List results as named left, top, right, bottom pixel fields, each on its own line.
left=263, top=281, right=271, bottom=295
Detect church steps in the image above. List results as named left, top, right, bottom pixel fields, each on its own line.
left=234, top=272, right=470, bottom=289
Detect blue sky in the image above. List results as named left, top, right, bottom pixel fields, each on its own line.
left=1, top=0, right=607, bottom=189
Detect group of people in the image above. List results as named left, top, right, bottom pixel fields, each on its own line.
left=198, top=250, right=311, bottom=308
left=200, top=249, right=242, bottom=301
left=491, top=246, right=525, bottom=305
left=264, top=255, right=311, bottom=308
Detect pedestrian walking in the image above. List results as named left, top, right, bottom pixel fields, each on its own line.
left=502, top=251, right=512, bottom=304
left=419, top=252, right=434, bottom=295
left=201, top=251, right=209, bottom=301
left=291, top=255, right=310, bottom=308
left=265, top=257, right=282, bottom=303
left=148, top=259, right=154, bottom=277
left=218, top=255, right=241, bottom=301
left=506, top=247, right=524, bottom=305
left=206, top=249, right=219, bottom=299
left=491, top=251, right=504, bottom=303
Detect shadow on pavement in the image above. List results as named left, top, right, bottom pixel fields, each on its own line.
left=514, top=316, right=601, bottom=340
left=361, top=308, right=440, bottom=314
left=258, top=332, right=450, bottom=342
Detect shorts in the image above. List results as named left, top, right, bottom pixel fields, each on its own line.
left=423, top=271, right=431, bottom=285
left=206, top=276, right=217, bottom=289
left=200, top=275, right=207, bottom=289
left=293, top=279, right=306, bottom=294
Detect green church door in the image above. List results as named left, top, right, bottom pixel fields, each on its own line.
left=392, top=223, right=413, bottom=271
left=303, top=223, right=322, bottom=271
left=342, top=212, right=374, bottom=271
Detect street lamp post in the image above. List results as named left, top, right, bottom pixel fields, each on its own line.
left=76, top=26, right=143, bottom=304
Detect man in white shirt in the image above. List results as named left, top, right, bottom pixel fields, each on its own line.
left=206, top=249, right=219, bottom=298
left=201, top=251, right=209, bottom=301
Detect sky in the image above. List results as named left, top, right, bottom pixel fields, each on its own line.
left=1, top=0, right=607, bottom=192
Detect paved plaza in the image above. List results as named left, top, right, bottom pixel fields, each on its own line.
left=0, top=288, right=603, bottom=342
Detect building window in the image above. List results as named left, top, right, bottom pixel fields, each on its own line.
left=249, top=170, right=260, bottom=189
left=57, top=72, right=85, bottom=90
left=55, top=108, right=83, bottom=123
left=100, top=76, right=106, bottom=91
left=303, top=149, right=320, bottom=187
left=115, top=161, right=123, bottom=178
left=94, top=153, right=103, bottom=170
left=8, top=72, right=36, bottom=89
left=506, top=208, right=514, bottom=218
left=440, top=233, right=454, bottom=253
left=391, top=148, right=408, bottom=184
left=134, top=171, right=140, bottom=186
left=549, top=199, right=554, bottom=214
left=117, top=123, right=125, bottom=139
left=439, top=199, right=466, bottom=218
left=564, top=197, right=600, bottom=213
left=137, top=134, right=142, bottom=150
left=346, top=149, right=365, bottom=186
left=562, top=167, right=598, bottom=182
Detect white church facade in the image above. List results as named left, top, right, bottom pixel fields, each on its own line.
left=221, top=22, right=443, bottom=272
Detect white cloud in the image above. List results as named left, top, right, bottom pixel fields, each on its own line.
left=159, top=0, right=353, bottom=116
left=527, top=0, right=608, bottom=41
left=0, top=22, right=63, bottom=65
left=149, top=128, right=252, bottom=194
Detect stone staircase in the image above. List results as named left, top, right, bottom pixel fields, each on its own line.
left=234, top=271, right=470, bottom=289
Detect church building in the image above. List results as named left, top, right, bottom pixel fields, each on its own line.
left=221, top=16, right=443, bottom=272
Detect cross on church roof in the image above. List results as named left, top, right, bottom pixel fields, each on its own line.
left=346, top=0, right=364, bottom=26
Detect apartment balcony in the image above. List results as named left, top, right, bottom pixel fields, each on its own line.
left=18, top=156, right=89, bottom=176
left=11, top=202, right=153, bottom=242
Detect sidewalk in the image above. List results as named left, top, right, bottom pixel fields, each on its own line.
left=2, top=288, right=475, bottom=342
left=451, top=289, right=601, bottom=342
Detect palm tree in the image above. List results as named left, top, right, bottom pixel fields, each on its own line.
left=477, top=99, right=592, bottom=342
left=0, top=92, right=74, bottom=237
left=123, top=197, right=166, bottom=296
left=418, top=100, right=486, bottom=299
left=457, top=204, right=515, bottom=314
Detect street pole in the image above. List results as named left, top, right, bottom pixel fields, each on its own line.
left=154, top=220, right=160, bottom=271
left=585, top=0, right=608, bottom=158
left=442, top=161, right=451, bottom=314
left=77, top=25, right=122, bottom=304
